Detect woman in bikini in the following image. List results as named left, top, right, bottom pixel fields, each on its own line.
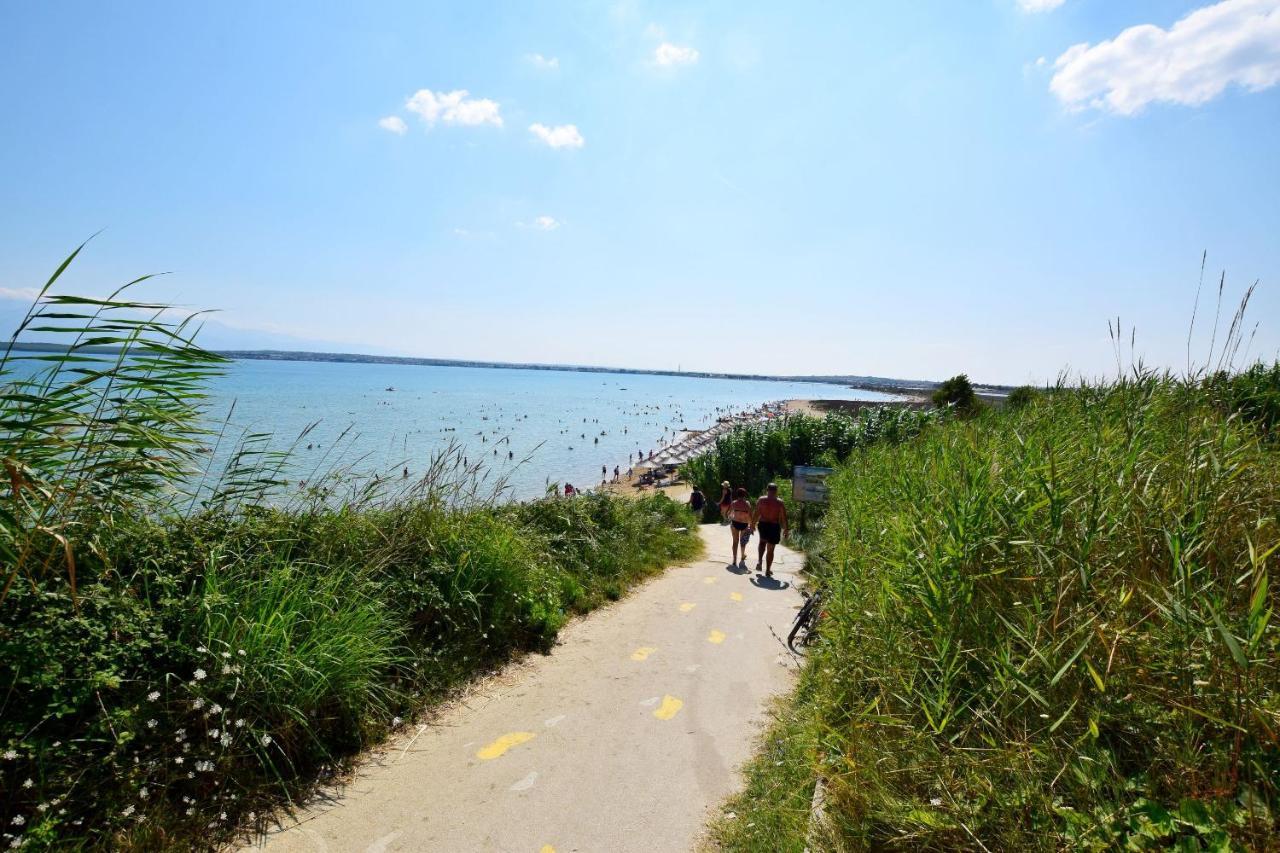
left=728, top=487, right=754, bottom=568
left=717, top=481, right=732, bottom=525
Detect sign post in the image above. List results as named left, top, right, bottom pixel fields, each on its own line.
left=792, top=465, right=834, bottom=504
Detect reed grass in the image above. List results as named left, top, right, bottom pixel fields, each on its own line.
left=715, top=371, right=1280, bottom=851
left=0, top=249, right=702, bottom=851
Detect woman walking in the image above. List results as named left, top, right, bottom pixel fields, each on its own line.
left=728, top=487, right=754, bottom=568
left=717, top=481, right=732, bottom=525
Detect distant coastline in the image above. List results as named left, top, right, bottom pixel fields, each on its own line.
left=3, top=341, right=1013, bottom=396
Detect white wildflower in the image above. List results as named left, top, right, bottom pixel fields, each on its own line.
left=238, top=649, right=246, bottom=656
left=210, top=703, right=222, bottom=715
left=174, top=757, right=183, bottom=765
left=196, top=646, right=208, bottom=654
left=261, top=734, right=272, bottom=746
left=147, top=719, right=158, bottom=729
left=219, top=812, right=227, bottom=821
left=391, top=717, right=402, bottom=727
left=187, top=771, right=195, bottom=779
left=248, top=812, right=256, bottom=821
left=36, top=804, right=48, bottom=813
left=193, top=668, right=207, bottom=681
left=220, top=733, right=232, bottom=747
left=121, top=805, right=135, bottom=817
left=50, top=742, right=60, bottom=748
left=221, top=651, right=231, bottom=659
left=9, top=839, right=20, bottom=849
left=147, top=691, right=160, bottom=701
left=139, top=788, right=148, bottom=799
left=8, top=817, right=22, bottom=827
left=222, top=665, right=233, bottom=675
left=21, top=779, right=32, bottom=789
left=930, top=797, right=943, bottom=806
left=235, top=719, right=245, bottom=728
left=192, top=698, right=205, bottom=711
left=2, top=749, right=16, bottom=760
left=185, top=807, right=195, bottom=816
left=208, top=729, right=219, bottom=739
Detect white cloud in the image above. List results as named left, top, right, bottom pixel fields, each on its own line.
left=377, top=115, right=407, bottom=135
left=532, top=216, right=560, bottom=231
left=527, top=53, right=560, bottom=70
left=405, top=89, right=503, bottom=127
left=644, top=23, right=666, bottom=38
left=0, top=287, right=42, bottom=302
left=654, top=42, right=700, bottom=66
left=529, top=123, right=585, bottom=149
left=1050, top=0, right=1280, bottom=115
left=1017, top=0, right=1066, bottom=12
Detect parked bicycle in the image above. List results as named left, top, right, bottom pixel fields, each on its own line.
left=787, top=587, right=826, bottom=653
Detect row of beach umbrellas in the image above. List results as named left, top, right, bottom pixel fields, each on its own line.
left=635, top=405, right=783, bottom=471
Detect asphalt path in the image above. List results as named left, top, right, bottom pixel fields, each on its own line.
left=256, top=523, right=804, bottom=853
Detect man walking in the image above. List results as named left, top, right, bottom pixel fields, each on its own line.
left=753, top=482, right=788, bottom=577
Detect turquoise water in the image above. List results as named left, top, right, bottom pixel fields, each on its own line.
left=204, top=359, right=893, bottom=499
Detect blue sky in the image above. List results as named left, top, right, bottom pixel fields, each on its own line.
left=2, top=0, right=1278, bottom=384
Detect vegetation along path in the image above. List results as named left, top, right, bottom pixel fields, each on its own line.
left=256, top=524, right=804, bottom=852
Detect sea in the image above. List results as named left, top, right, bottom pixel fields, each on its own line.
left=200, top=359, right=894, bottom=500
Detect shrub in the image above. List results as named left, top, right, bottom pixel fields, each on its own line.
left=930, top=372, right=979, bottom=413
left=1006, top=384, right=1039, bottom=409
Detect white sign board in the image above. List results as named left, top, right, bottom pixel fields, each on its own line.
left=793, top=465, right=834, bottom=503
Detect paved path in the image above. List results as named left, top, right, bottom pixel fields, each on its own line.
left=256, top=525, right=803, bottom=853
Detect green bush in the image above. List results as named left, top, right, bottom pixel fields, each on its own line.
left=1006, top=384, right=1039, bottom=410
left=931, top=372, right=980, bottom=413
left=681, top=408, right=940, bottom=521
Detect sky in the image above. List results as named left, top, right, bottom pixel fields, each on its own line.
left=1, top=0, right=1278, bottom=385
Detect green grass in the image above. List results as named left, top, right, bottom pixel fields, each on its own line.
left=0, top=250, right=703, bottom=851
left=716, top=373, right=1280, bottom=851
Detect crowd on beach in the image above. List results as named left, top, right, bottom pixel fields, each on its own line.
left=557, top=401, right=789, bottom=494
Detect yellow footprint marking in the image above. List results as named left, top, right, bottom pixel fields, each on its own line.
left=541, top=847, right=556, bottom=853
left=653, top=695, right=684, bottom=720
left=475, top=731, right=535, bottom=760
left=631, top=646, right=657, bottom=661
left=679, top=602, right=696, bottom=613
left=707, top=630, right=726, bottom=644
left=703, top=576, right=717, bottom=584
left=729, top=592, right=743, bottom=602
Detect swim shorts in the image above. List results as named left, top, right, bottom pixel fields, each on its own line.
left=758, top=521, right=782, bottom=545
left=732, top=520, right=749, bottom=531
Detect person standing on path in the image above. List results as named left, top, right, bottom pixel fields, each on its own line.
left=753, top=482, right=789, bottom=577
left=728, top=488, right=754, bottom=568
left=717, top=481, right=732, bottom=525
left=688, top=485, right=705, bottom=518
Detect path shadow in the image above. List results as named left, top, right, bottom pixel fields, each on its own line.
left=749, top=573, right=790, bottom=591
left=724, top=562, right=750, bottom=575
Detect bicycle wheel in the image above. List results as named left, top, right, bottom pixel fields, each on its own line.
left=787, top=596, right=818, bottom=653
